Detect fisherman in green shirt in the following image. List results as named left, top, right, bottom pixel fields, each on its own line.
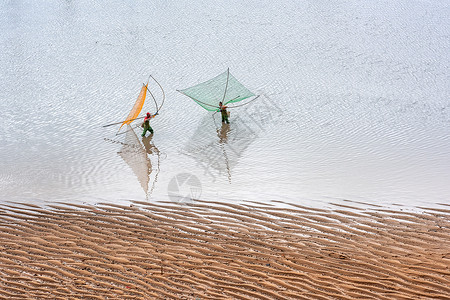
left=142, top=112, right=156, bottom=137
left=219, top=102, right=229, bottom=124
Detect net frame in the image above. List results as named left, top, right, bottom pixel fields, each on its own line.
left=177, top=69, right=255, bottom=111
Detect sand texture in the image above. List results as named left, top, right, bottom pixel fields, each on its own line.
left=0, top=200, right=449, bottom=299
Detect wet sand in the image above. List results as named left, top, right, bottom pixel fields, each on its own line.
left=0, top=200, right=449, bottom=299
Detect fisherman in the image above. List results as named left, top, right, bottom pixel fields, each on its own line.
left=141, top=112, right=156, bottom=137
left=219, top=102, right=229, bottom=124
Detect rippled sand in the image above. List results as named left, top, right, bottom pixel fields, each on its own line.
left=0, top=201, right=449, bottom=299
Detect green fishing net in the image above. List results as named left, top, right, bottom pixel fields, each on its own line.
left=178, top=69, right=255, bottom=111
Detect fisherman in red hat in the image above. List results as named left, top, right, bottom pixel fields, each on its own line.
left=141, top=112, right=157, bottom=137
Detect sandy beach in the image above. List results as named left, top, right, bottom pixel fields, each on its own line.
left=0, top=200, right=448, bottom=299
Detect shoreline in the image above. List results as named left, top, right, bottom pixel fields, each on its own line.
left=0, top=200, right=449, bottom=299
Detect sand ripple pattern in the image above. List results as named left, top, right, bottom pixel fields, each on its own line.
left=0, top=201, right=449, bottom=299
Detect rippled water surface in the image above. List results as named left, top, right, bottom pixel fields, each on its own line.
left=1, top=0, right=449, bottom=209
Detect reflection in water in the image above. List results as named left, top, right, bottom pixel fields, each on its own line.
left=183, top=113, right=262, bottom=182
left=114, top=125, right=160, bottom=198
left=142, top=134, right=162, bottom=195
left=217, top=123, right=230, bottom=144
left=217, top=123, right=231, bottom=182
left=1, top=1, right=449, bottom=207
left=142, top=135, right=156, bottom=155
left=183, top=114, right=229, bottom=181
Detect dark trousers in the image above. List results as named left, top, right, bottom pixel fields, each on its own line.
left=142, top=126, right=154, bottom=136
left=221, top=114, right=229, bottom=124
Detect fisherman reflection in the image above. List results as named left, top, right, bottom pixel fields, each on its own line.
left=142, top=134, right=158, bottom=155
left=217, top=123, right=230, bottom=144
left=142, top=134, right=162, bottom=195
left=217, top=123, right=231, bottom=182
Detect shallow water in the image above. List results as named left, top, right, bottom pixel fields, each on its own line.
left=1, top=0, right=449, bottom=209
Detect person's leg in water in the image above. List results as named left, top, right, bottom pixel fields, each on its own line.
left=222, top=115, right=230, bottom=124
left=142, top=125, right=154, bottom=137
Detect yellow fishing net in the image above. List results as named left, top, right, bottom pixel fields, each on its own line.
left=120, top=84, right=147, bottom=129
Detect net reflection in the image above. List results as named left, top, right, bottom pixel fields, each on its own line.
left=115, top=125, right=160, bottom=198
left=183, top=113, right=259, bottom=182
